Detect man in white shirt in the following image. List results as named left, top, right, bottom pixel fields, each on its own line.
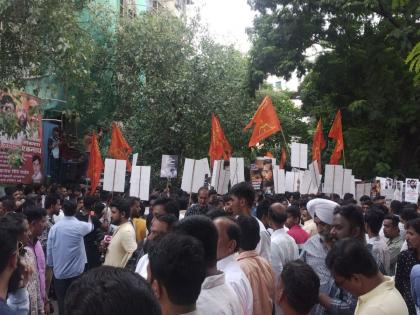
left=214, top=216, right=253, bottom=315
left=365, top=208, right=390, bottom=275
left=230, top=182, right=271, bottom=262
left=268, top=202, right=299, bottom=315
left=174, top=215, right=242, bottom=315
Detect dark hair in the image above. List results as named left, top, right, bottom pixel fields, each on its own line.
left=64, top=266, right=161, bottom=315
left=286, top=205, right=301, bottom=220
left=156, top=214, right=178, bottom=230
left=384, top=214, right=399, bottom=227
left=23, top=207, right=46, bottom=223
left=32, top=155, right=41, bottom=163
left=153, top=197, right=180, bottom=219
left=256, top=199, right=270, bottom=221
left=281, top=260, right=320, bottom=314
left=1, top=198, right=16, bottom=213
left=206, top=209, right=228, bottom=220
left=359, top=195, right=371, bottom=203
left=229, top=182, right=255, bottom=208
left=334, top=205, right=365, bottom=235
left=390, top=200, right=403, bottom=215
left=174, top=215, right=218, bottom=267
left=364, top=208, right=385, bottom=235
left=4, top=212, right=26, bottom=235
left=63, top=200, right=77, bottom=216
left=406, top=218, right=420, bottom=235
left=0, top=217, right=19, bottom=273
left=110, top=198, right=130, bottom=218
left=83, top=195, right=98, bottom=210
left=236, top=215, right=260, bottom=251
left=208, top=189, right=217, bottom=197
left=45, top=193, right=60, bottom=209
left=268, top=204, right=287, bottom=225
left=401, top=207, right=418, bottom=223
left=371, top=204, right=388, bottom=215
left=326, top=238, right=378, bottom=279
left=197, top=187, right=209, bottom=195
left=373, top=195, right=385, bottom=202
left=343, top=193, right=354, bottom=201
left=148, top=233, right=205, bottom=306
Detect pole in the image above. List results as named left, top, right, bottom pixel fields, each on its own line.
left=280, top=129, right=289, bottom=155
left=342, top=148, right=347, bottom=169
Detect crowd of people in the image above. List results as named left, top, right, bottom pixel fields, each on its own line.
left=1, top=181, right=420, bottom=315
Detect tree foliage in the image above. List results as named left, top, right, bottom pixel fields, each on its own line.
left=248, top=0, right=420, bottom=178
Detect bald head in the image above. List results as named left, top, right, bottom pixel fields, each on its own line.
left=213, top=217, right=241, bottom=260
left=268, top=202, right=287, bottom=229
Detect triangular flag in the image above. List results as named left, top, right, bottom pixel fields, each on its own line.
left=328, top=110, right=344, bottom=165
left=244, top=96, right=282, bottom=147
left=87, top=133, right=104, bottom=195
left=209, top=114, right=232, bottom=167
left=108, top=122, right=133, bottom=170
left=279, top=147, right=287, bottom=169
left=312, top=118, right=326, bottom=171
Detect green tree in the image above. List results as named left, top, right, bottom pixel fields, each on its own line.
left=248, top=0, right=420, bottom=178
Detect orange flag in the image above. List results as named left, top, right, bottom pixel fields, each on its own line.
left=108, top=122, right=133, bottom=170
left=265, top=151, right=273, bottom=158
left=328, top=110, right=344, bottom=165
left=244, top=96, right=282, bottom=147
left=209, top=113, right=232, bottom=167
left=87, top=133, right=104, bottom=195
left=279, top=147, right=287, bottom=169
left=312, top=118, right=326, bottom=169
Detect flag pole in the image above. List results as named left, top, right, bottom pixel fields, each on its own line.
left=280, top=129, right=289, bottom=156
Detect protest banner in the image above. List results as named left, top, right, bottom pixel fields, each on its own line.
left=103, top=159, right=126, bottom=193
left=273, top=167, right=285, bottom=194
left=129, top=165, right=151, bottom=201
left=405, top=178, right=419, bottom=204
left=291, top=142, right=308, bottom=169
left=229, top=157, right=245, bottom=186
left=0, top=90, right=43, bottom=185
left=181, top=158, right=210, bottom=194
left=393, top=181, right=403, bottom=201
left=211, top=160, right=230, bottom=195
left=160, top=155, right=178, bottom=178
left=132, top=153, right=138, bottom=167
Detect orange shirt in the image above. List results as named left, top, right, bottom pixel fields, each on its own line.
left=236, top=250, right=275, bottom=315
left=132, top=218, right=146, bottom=242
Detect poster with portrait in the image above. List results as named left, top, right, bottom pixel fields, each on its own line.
left=0, top=89, right=43, bottom=184
left=405, top=179, right=419, bottom=204
left=393, top=180, right=403, bottom=202
left=160, top=155, right=178, bottom=178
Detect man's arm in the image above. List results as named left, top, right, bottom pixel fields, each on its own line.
left=319, top=290, right=357, bottom=315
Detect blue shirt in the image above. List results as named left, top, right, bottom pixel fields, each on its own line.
left=1, top=297, right=16, bottom=315
left=47, top=216, right=93, bottom=279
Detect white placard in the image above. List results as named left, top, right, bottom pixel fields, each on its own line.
left=324, top=164, right=344, bottom=196
left=230, top=158, right=245, bottom=186
left=103, top=159, right=126, bottom=192
left=285, top=170, right=303, bottom=192
left=300, top=170, right=312, bottom=195
left=350, top=176, right=356, bottom=197
left=160, top=155, right=178, bottom=178
left=308, top=161, right=321, bottom=192
left=181, top=158, right=208, bottom=194
left=129, top=166, right=151, bottom=201
left=393, top=181, right=403, bottom=201
left=273, top=167, right=286, bottom=194
left=132, top=153, right=138, bottom=167
left=291, top=142, right=308, bottom=169
left=211, top=160, right=229, bottom=195
left=405, top=179, right=419, bottom=204
left=342, top=169, right=353, bottom=195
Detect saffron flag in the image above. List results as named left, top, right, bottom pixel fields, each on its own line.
left=108, top=122, right=133, bottom=170
left=312, top=118, right=326, bottom=170
left=328, top=110, right=344, bottom=165
left=266, top=152, right=273, bottom=158
left=244, top=96, right=282, bottom=147
left=279, top=147, right=287, bottom=169
left=87, top=133, right=104, bottom=195
left=209, top=114, right=232, bottom=167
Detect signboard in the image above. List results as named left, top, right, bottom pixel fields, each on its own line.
left=0, top=90, right=43, bottom=184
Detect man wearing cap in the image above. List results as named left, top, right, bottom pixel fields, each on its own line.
left=300, top=198, right=356, bottom=315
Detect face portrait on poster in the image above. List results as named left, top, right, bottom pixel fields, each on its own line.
left=250, top=164, right=262, bottom=190
left=252, top=158, right=274, bottom=193
left=160, top=155, right=178, bottom=178
left=405, top=179, right=419, bottom=204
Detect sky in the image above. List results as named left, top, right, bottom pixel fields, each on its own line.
left=187, top=0, right=301, bottom=91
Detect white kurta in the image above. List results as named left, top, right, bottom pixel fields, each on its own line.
left=217, top=254, right=253, bottom=315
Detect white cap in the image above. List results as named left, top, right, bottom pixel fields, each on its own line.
left=307, top=198, right=339, bottom=225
